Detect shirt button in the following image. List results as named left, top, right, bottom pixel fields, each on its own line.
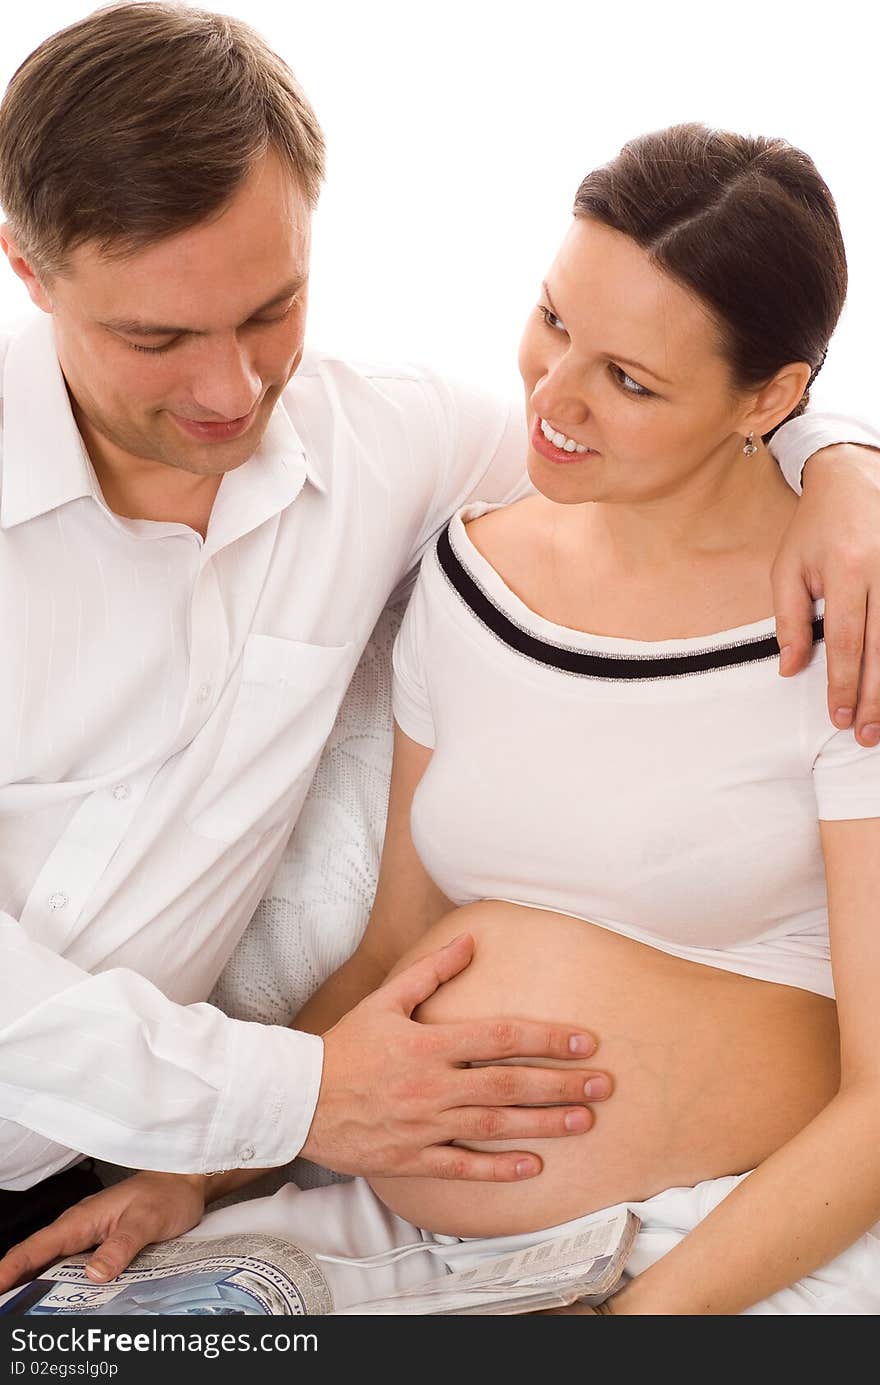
left=48, top=892, right=69, bottom=911
left=197, top=683, right=212, bottom=703
left=112, top=783, right=131, bottom=800
left=239, top=1144, right=256, bottom=1163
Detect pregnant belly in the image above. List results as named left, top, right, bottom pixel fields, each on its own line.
left=369, top=901, right=840, bottom=1236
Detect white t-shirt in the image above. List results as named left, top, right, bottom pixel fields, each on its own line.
left=392, top=505, right=880, bottom=998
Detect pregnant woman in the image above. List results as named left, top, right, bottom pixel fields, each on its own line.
left=5, top=124, right=880, bottom=1314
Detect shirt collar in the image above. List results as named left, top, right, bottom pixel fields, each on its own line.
left=1, top=313, right=326, bottom=536
left=1, top=314, right=96, bottom=529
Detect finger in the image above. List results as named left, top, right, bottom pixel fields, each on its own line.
left=84, top=1222, right=155, bottom=1282
left=854, top=590, right=880, bottom=747
left=442, top=1018, right=598, bottom=1063
left=823, top=583, right=868, bottom=731
left=0, top=1215, right=101, bottom=1292
left=459, top=1066, right=612, bottom=1108
left=450, top=1103, right=596, bottom=1142
left=420, top=1147, right=544, bottom=1182
left=379, top=933, right=475, bottom=1016
left=771, top=558, right=818, bottom=677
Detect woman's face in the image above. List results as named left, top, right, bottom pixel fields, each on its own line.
left=518, top=216, right=752, bottom=506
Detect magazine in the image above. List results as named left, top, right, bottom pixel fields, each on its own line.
left=0, top=1208, right=640, bottom=1317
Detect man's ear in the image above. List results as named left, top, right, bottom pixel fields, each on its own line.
left=0, top=225, right=54, bottom=312
left=740, top=362, right=813, bottom=440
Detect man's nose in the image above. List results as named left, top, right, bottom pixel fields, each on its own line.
left=189, top=335, right=262, bottom=420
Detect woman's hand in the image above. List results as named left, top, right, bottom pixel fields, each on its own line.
left=0, top=1171, right=208, bottom=1293
left=772, top=442, right=880, bottom=745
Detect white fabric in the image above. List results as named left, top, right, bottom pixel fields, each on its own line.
left=175, top=1173, right=880, bottom=1314
left=772, top=414, right=880, bottom=494
left=0, top=313, right=527, bottom=1189
left=210, top=599, right=404, bottom=1031
left=392, top=504, right=880, bottom=1000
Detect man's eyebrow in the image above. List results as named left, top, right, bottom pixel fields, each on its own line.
left=101, top=278, right=306, bottom=337
left=541, top=280, right=672, bottom=386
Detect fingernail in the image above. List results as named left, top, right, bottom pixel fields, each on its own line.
left=568, top=1034, right=596, bottom=1056
left=515, top=1158, right=538, bottom=1178
left=778, top=644, right=793, bottom=674
left=859, top=724, right=880, bottom=746
left=834, top=708, right=854, bottom=728
left=444, top=933, right=467, bottom=948
left=584, top=1077, right=610, bottom=1100
left=564, top=1110, right=590, bottom=1132
left=85, top=1262, right=112, bottom=1282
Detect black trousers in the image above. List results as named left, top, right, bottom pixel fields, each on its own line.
left=0, top=1161, right=104, bottom=1258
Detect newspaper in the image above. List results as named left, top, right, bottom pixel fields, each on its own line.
left=336, top=1207, right=640, bottom=1315
left=0, top=1235, right=333, bottom=1316
left=1, top=1208, right=639, bottom=1317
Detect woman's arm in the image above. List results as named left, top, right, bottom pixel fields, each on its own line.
left=603, top=814, right=880, bottom=1315
left=294, top=723, right=452, bottom=1035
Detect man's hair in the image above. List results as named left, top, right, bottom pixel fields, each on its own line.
left=0, top=2, right=326, bottom=276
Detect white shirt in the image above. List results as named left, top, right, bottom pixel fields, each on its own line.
left=394, top=507, right=880, bottom=1000
left=0, top=312, right=874, bottom=1190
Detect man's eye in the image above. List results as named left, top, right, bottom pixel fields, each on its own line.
left=538, top=305, right=567, bottom=333
left=126, top=339, right=177, bottom=355
left=250, top=301, right=297, bottom=328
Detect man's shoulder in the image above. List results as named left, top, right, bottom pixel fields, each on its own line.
left=288, top=347, right=508, bottom=424
left=295, top=347, right=432, bottom=387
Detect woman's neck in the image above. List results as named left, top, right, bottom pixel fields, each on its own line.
left=582, top=444, right=797, bottom=577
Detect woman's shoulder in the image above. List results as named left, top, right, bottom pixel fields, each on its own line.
left=463, top=494, right=552, bottom=573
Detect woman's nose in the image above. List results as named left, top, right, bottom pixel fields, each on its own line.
left=532, top=365, right=590, bottom=429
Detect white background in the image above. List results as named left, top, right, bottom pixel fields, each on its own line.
left=1, top=0, right=876, bottom=413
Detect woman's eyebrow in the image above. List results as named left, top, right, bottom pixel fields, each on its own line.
left=541, top=278, right=672, bottom=386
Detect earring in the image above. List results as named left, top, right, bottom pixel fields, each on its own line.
left=743, top=432, right=758, bottom=456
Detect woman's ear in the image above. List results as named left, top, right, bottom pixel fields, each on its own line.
left=741, top=361, right=813, bottom=439
left=0, top=225, right=54, bottom=312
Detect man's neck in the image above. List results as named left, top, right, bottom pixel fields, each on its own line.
left=73, top=403, right=223, bottom=541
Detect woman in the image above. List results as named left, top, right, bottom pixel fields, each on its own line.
left=4, top=124, right=880, bottom=1314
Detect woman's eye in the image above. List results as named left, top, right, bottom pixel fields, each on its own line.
left=538, top=305, right=567, bottom=333
left=610, top=364, right=652, bottom=398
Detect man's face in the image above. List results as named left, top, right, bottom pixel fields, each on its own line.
left=29, top=152, right=312, bottom=479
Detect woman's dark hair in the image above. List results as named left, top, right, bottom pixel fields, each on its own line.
left=573, top=123, right=847, bottom=436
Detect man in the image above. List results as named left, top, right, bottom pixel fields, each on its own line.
left=1, top=2, right=879, bottom=1275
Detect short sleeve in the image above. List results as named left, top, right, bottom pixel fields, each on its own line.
left=813, top=726, right=880, bottom=820
left=770, top=412, right=880, bottom=495
left=391, top=570, right=435, bottom=748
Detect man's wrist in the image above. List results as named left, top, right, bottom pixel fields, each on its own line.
left=201, top=1165, right=267, bottom=1205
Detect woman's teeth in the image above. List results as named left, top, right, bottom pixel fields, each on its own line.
left=540, top=419, right=589, bottom=453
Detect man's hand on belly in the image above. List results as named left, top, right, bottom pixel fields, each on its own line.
left=300, top=933, right=612, bottom=1181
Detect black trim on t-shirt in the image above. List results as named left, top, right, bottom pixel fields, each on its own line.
left=436, top=524, right=824, bottom=681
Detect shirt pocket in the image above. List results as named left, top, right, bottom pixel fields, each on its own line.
left=186, top=633, right=354, bottom=845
